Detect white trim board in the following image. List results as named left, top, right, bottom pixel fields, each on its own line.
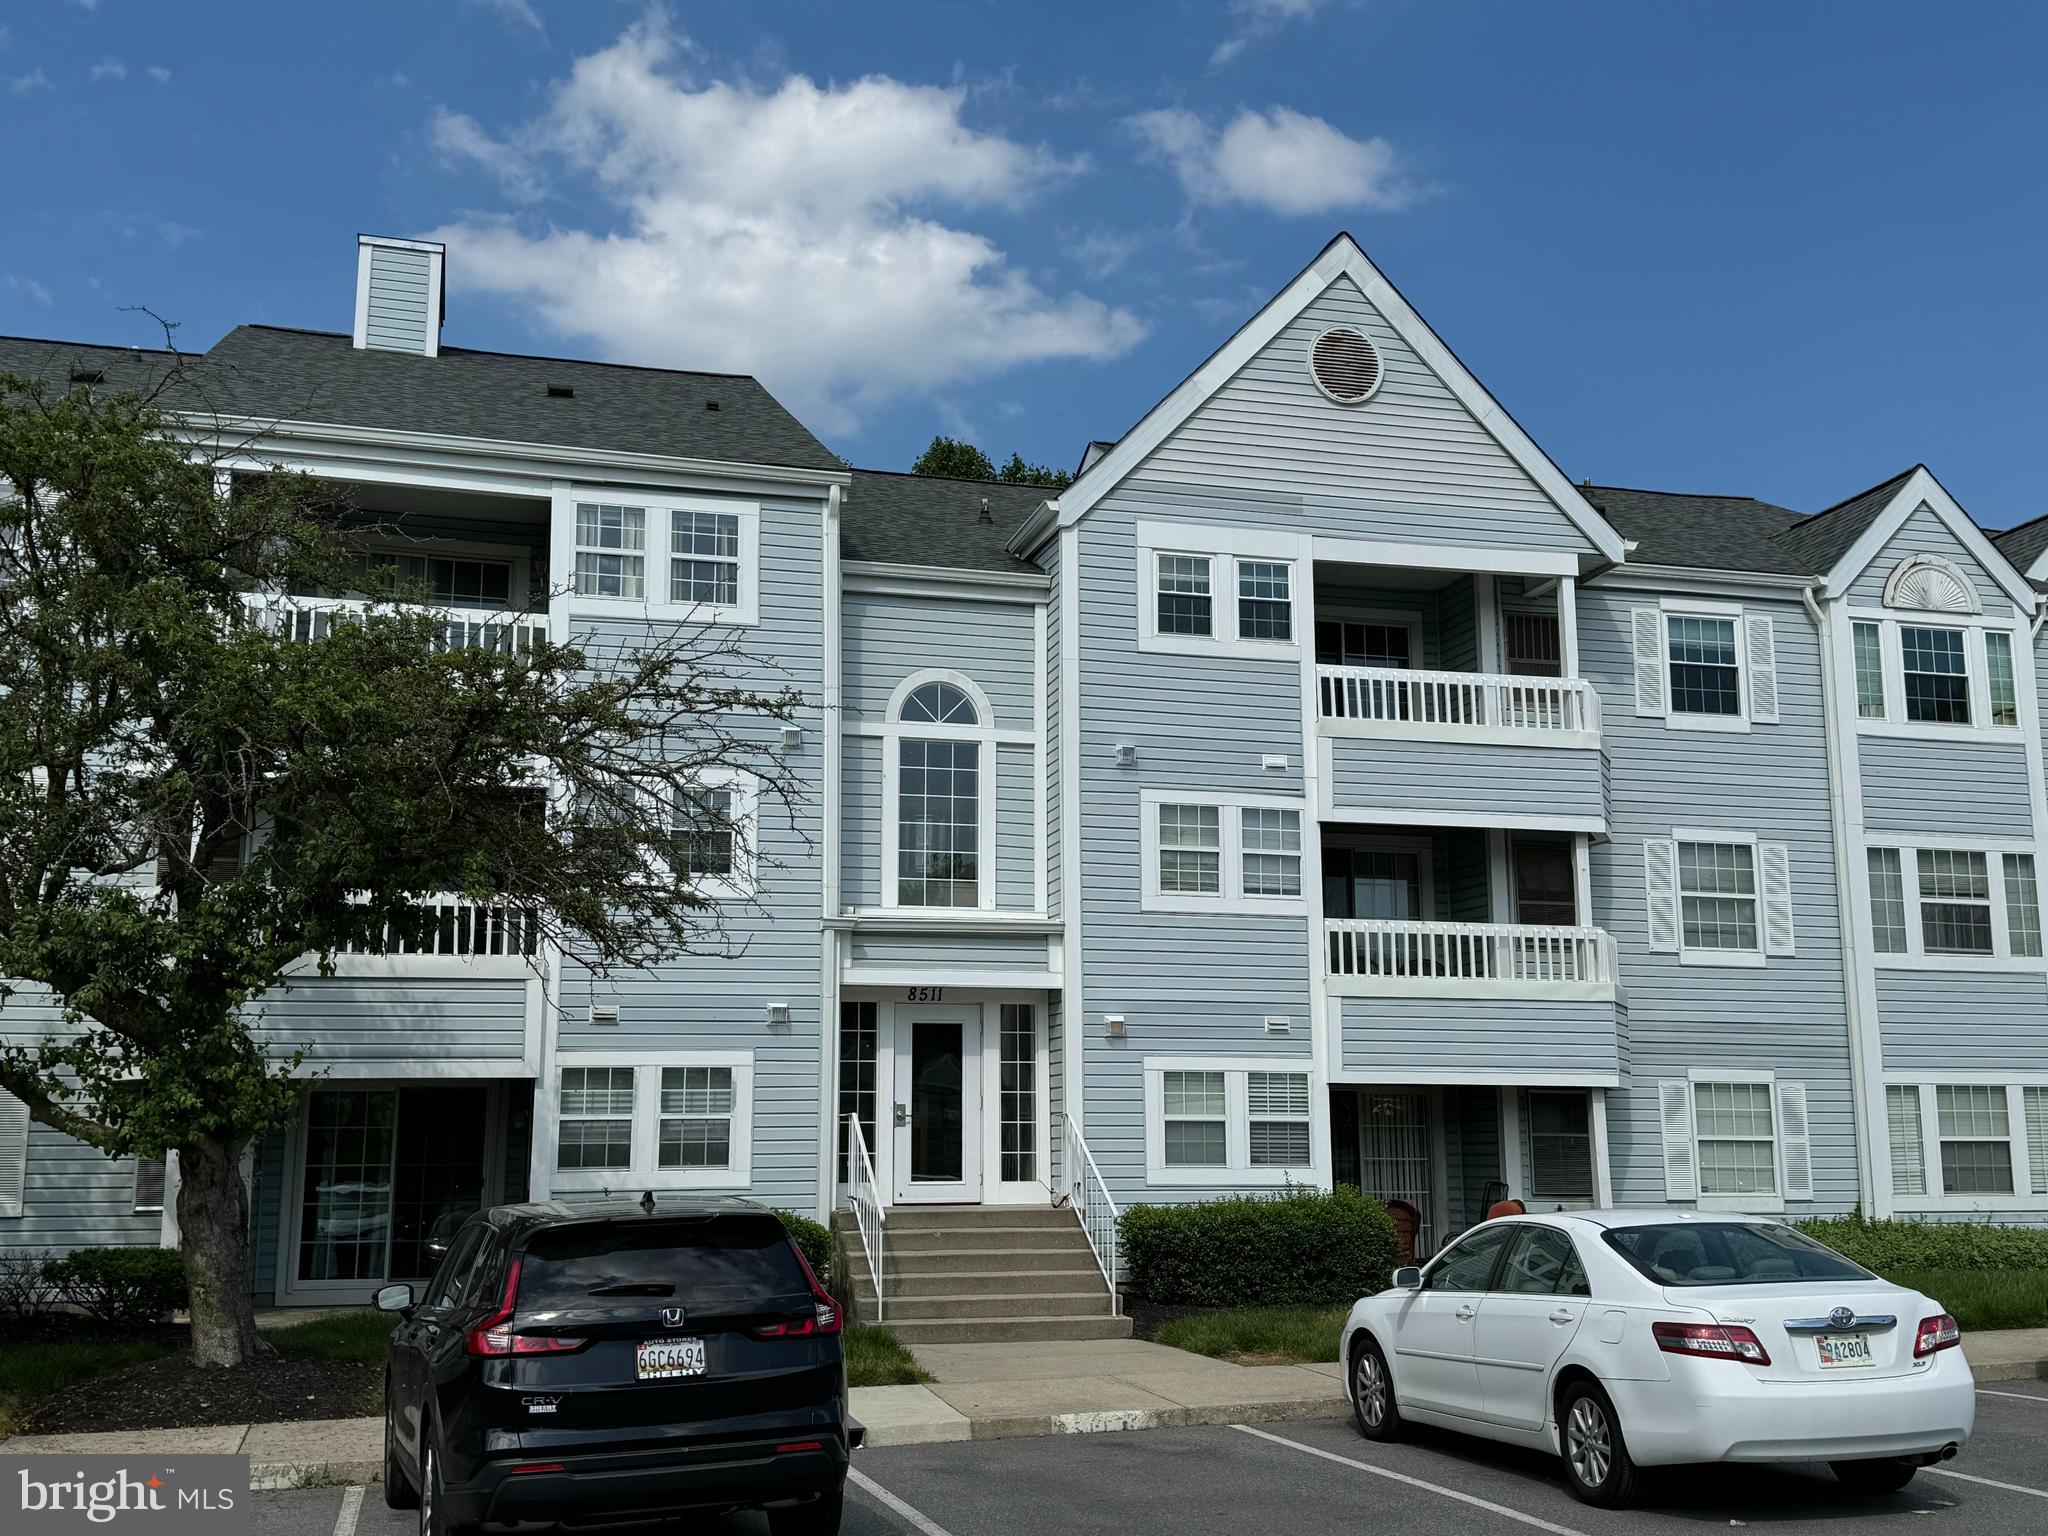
left=1032, top=234, right=1625, bottom=565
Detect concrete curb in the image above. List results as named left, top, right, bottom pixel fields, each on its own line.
left=1971, top=1358, right=2048, bottom=1384
left=250, top=1459, right=380, bottom=1492
left=924, top=1392, right=1349, bottom=1446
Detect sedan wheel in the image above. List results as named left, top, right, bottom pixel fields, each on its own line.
left=1558, top=1381, right=1644, bottom=1509
left=1350, top=1337, right=1401, bottom=1442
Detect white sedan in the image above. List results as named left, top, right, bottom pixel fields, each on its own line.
left=1339, top=1209, right=1973, bottom=1508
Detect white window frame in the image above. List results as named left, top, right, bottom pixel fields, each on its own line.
left=560, top=492, right=760, bottom=627
left=1843, top=607, right=2027, bottom=741
left=1665, top=1069, right=1812, bottom=1214
left=1142, top=1056, right=1324, bottom=1186
left=1863, top=839, right=2046, bottom=971
left=1134, top=522, right=1304, bottom=660
left=549, top=1050, right=754, bottom=1193
left=343, top=536, right=534, bottom=613
left=1883, top=1078, right=2047, bottom=1213
left=880, top=669, right=998, bottom=913
left=1140, top=789, right=1308, bottom=915
left=669, top=766, right=761, bottom=901
left=1634, top=598, right=1777, bottom=734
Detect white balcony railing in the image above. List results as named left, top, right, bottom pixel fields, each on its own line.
left=1316, top=665, right=1599, bottom=738
left=336, top=894, right=541, bottom=958
left=1326, top=919, right=1617, bottom=996
left=245, top=594, right=547, bottom=655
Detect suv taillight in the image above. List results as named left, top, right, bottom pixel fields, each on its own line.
left=1651, top=1320, right=1771, bottom=1365
left=465, top=1258, right=586, bottom=1356
left=760, top=1238, right=842, bottom=1338
left=1915, top=1313, right=1961, bottom=1358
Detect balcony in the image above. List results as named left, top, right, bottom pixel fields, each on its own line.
left=1316, top=664, right=1606, bottom=832
left=1326, top=918, right=1616, bottom=1000
left=245, top=594, right=547, bottom=654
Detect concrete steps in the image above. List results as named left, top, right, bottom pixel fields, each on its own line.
left=832, top=1204, right=1132, bottom=1343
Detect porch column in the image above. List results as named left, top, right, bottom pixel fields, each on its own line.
left=1557, top=575, right=1580, bottom=675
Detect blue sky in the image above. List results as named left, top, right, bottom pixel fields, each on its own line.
left=4, top=1, right=2046, bottom=523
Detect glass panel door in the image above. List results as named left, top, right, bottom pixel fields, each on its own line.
left=297, top=1089, right=398, bottom=1283
left=893, top=1009, right=982, bottom=1202
left=390, top=1086, right=490, bottom=1280
left=1358, top=1089, right=1435, bottom=1254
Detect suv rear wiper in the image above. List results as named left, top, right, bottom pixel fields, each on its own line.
left=586, top=1282, right=675, bottom=1297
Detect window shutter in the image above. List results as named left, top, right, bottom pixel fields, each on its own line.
left=1643, top=838, right=1681, bottom=953
left=133, top=1156, right=167, bottom=1213
left=1759, top=842, right=1795, bottom=956
left=1744, top=613, right=1779, bottom=723
left=0, top=1091, right=28, bottom=1218
left=1776, top=1080, right=1813, bottom=1200
left=1632, top=608, right=1667, bottom=717
left=1659, top=1080, right=1697, bottom=1201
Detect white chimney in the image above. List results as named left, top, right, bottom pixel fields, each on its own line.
left=351, top=234, right=446, bottom=356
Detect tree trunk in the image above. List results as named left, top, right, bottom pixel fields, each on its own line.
left=177, top=1132, right=268, bottom=1368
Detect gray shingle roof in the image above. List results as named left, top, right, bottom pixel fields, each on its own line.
left=4, top=326, right=842, bottom=474
left=1769, top=468, right=1919, bottom=572
left=0, top=335, right=186, bottom=400
left=842, top=470, right=1049, bottom=576
left=1580, top=485, right=1813, bottom=574
left=1994, top=515, right=2048, bottom=579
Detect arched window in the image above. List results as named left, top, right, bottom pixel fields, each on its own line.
left=889, top=672, right=990, bottom=909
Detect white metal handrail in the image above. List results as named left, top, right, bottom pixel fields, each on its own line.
left=336, top=893, right=540, bottom=957
left=845, top=1114, right=885, bottom=1323
left=1326, top=919, right=1616, bottom=986
left=244, top=593, right=547, bottom=655
left=1063, top=1115, right=1120, bottom=1317
left=1316, top=664, right=1599, bottom=735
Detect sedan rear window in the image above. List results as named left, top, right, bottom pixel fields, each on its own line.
left=1603, top=1222, right=1874, bottom=1286
left=519, top=1215, right=808, bottom=1311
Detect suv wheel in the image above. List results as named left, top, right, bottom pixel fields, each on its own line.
left=1351, top=1336, right=1402, bottom=1442
left=1559, top=1380, right=1644, bottom=1509
left=382, top=1399, right=419, bottom=1511
left=767, top=1486, right=844, bottom=1536
left=420, top=1443, right=477, bottom=1536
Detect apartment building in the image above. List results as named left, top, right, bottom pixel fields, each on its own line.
left=1, top=231, right=2043, bottom=1316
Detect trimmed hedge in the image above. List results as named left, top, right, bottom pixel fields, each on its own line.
left=1798, top=1215, right=2048, bottom=1274
left=42, top=1247, right=187, bottom=1327
left=1120, top=1187, right=1398, bottom=1307
left=775, top=1210, right=836, bottom=1285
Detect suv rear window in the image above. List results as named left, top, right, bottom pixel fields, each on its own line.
left=519, top=1215, right=809, bottom=1310
left=1603, top=1222, right=1874, bottom=1286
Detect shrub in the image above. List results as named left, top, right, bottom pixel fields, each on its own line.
left=1120, top=1187, right=1398, bottom=1307
left=0, top=1248, right=61, bottom=1321
left=1798, top=1215, right=2048, bottom=1274
left=42, top=1247, right=188, bottom=1327
left=775, top=1210, right=836, bottom=1287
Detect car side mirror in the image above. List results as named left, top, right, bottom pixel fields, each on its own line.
left=1391, top=1266, right=1422, bottom=1291
left=373, top=1282, right=416, bottom=1315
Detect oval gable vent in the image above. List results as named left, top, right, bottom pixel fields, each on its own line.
left=1310, top=326, right=1382, bottom=404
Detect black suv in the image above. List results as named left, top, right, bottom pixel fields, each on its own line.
left=374, top=1196, right=854, bottom=1535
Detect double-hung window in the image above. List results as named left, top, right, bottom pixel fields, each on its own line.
left=1852, top=610, right=2022, bottom=736
left=1666, top=616, right=1741, bottom=717
left=1901, top=626, right=1970, bottom=724
left=668, top=775, right=756, bottom=895
left=1527, top=1090, right=1595, bottom=1200
left=1137, top=525, right=1300, bottom=655
left=1237, top=562, right=1292, bottom=641
left=1660, top=1074, right=1812, bottom=1208
left=569, top=496, right=758, bottom=622
left=574, top=504, right=645, bottom=599
left=1143, top=793, right=1307, bottom=913
left=1645, top=832, right=1793, bottom=965
left=1852, top=622, right=1887, bottom=719
left=1866, top=844, right=2042, bottom=964
left=1633, top=604, right=1777, bottom=729
left=1155, top=555, right=1213, bottom=636
left=671, top=510, right=740, bottom=606
left=1678, top=841, right=1757, bottom=953
left=1693, top=1081, right=1777, bottom=1197
left=554, top=1054, right=753, bottom=1189
left=1886, top=1083, right=2048, bottom=1204
left=1146, top=1058, right=1318, bottom=1183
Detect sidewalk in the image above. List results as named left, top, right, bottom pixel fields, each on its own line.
left=5, top=1330, right=2038, bottom=1487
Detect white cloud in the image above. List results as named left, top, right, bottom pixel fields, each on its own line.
left=1211, top=0, right=1327, bottom=68
left=7, top=275, right=54, bottom=308
left=8, top=68, right=52, bottom=98
left=466, top=0, right=544, bottom=33
left=73, top=0, right=100, bottom=10
left=158, top=221, right=203, bottom=250
left=146, top=65, right=171, bottom=85
left=1129, top=105, right=1416, bottom=216
left=89, top=57, right=126, bottom=83
left=1070, top=227, right=1140, bottom=279
left=424, top=13, right=1143, bottom=436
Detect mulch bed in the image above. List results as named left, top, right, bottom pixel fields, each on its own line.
left=21, top=1351, right=381, bottom=1435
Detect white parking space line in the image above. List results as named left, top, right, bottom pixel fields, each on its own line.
left=1977, top=1389, right=2048, bottom=1403
left=331, top=1485, right=363, bottom=1536
left=848, top=1466, right=959, bottom=1536
left=1230, top=1424, right=1588, bottom=1536
left=1926, top=1467, right=2048, bottom=1500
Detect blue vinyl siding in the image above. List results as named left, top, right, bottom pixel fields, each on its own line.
left=8, top=1122, right=160, bottom=1252
left=996, top=744, right=1036, bottom=910
left=362, top=245, right=434, bottom=353
left=1340, top=998, right=1623, bottom=1079
left=1324, top=737, right=1603, bottom=828
left=842, top=593, right=1036, bottom=729
left=1877, top=971, right=2048, bottom=1072
left=1847, top=505, right=2011, bottom=612
left=848, top=933, right=1052, bottom=970
left=255, top=979, right=527, bottom=1067
left=1579, top=584, right=1859, bottom=1216
left=841, top=735, right=881, bottom=909
left=1860, top=735, right=2033, bottom=839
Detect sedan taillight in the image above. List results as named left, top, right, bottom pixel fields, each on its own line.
left=1651, top=1320, right=1771, bottom=1366
left=1915, top=1313, right=1961, bottom=1358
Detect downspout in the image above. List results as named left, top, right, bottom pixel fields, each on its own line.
left=815, top=482, right=843, bottom=1222
left=1803, top=579, right=1880, bottom=1215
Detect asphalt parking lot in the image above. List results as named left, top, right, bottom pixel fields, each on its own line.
left=256, top=1385, right=2048, bottom=1535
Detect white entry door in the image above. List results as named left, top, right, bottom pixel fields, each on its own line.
left=892, top=1007, right=982, bottom=1203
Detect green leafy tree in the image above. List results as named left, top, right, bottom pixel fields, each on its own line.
left=995, top=453, right=1073, bottom=491
left=0, top=374, right=801, bottom=1366
left=909, top=435, right=996, bottom=481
